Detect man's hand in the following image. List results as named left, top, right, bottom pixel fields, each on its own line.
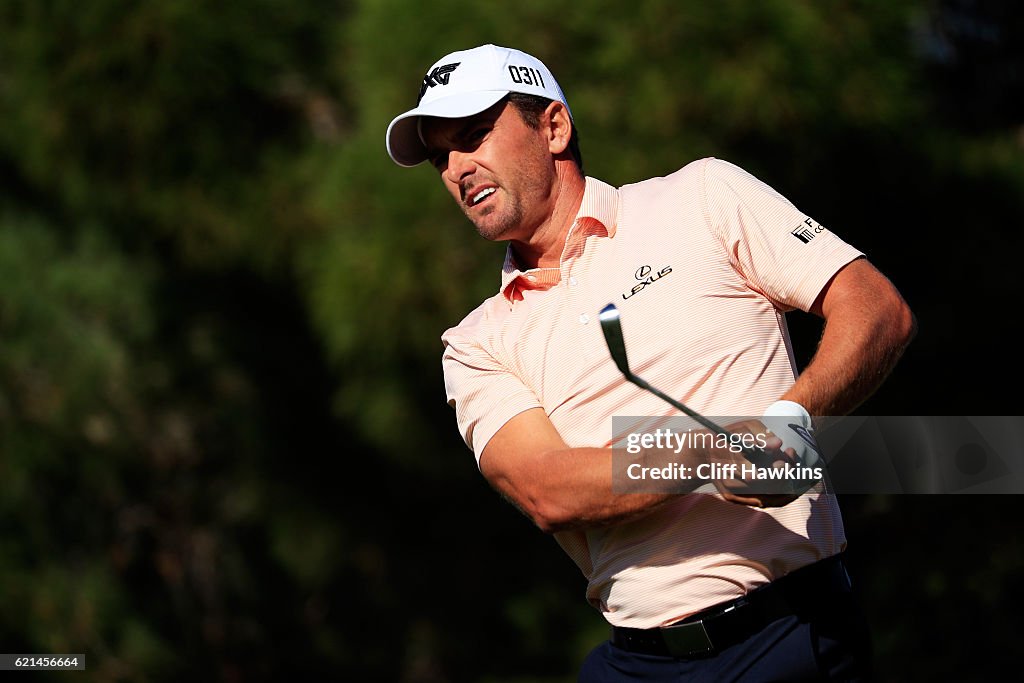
left=708, top=419, right=804, bottom=508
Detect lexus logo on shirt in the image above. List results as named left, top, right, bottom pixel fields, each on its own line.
left=622, top=265, right=673, bottom=300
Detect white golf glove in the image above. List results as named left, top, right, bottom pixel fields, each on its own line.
left=761, top=400, right=821, bottom=469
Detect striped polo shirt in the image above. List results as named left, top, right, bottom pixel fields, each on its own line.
left=441, top=157, right=864, bottom=628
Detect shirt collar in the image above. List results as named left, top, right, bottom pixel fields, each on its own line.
left=499, top=176, right=619, bottom=302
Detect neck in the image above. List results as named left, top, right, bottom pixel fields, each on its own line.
left=510, top=164, right=586, bottom=270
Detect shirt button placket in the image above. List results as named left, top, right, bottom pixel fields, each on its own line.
left=566, top=272, right=588, bottom=324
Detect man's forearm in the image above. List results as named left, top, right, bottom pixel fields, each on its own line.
left=480, top=408, right=701, bottom=533
left=514, top=445, right=708, bottom=533
left=484, top=418, right=793, bottom=533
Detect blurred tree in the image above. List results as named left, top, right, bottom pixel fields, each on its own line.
left=916, top=0, right=1024, bottom=131
left=0, top=0, right=346, bottom=270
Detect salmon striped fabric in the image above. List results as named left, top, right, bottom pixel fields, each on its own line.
left=442, top=158, right=863, bottom=628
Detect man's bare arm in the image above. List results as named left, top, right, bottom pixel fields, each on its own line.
left=479, top=411, right=788, bottom=533
left=479, top=410, right=688, bottom=533
left=782, top=258, right=916, bottom=417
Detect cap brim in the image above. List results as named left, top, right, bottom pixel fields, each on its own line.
left=386, top=90, right=509, bottom=167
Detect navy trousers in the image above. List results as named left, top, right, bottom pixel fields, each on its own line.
left=579, top=591, right=871, bottom=682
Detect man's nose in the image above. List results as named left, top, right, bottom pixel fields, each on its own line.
left=445, top=149, right=476, bottom=184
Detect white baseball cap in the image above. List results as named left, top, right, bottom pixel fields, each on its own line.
left=386, top=44, right=572, bottom=167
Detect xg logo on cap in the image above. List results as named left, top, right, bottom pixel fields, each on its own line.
left=418, top=62, right=461, bottom=103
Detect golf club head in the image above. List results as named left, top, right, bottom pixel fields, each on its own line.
left=599, top=303, right=631, bottom=377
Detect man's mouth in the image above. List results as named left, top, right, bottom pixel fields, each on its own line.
left=468, top=186, right=497, bottom=207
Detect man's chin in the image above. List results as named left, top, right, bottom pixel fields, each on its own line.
left=468, top=216, right=513, bottom=242
left=474, top=226, right=511, bottom=242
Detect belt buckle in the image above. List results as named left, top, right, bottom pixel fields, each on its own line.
left=660, top=596, right=751, bottom=657
left=659, top=619, right=714, bottom=658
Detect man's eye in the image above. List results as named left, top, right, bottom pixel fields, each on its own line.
left=430, top=153, right=447, bottom=169
left=464, top=126, right=491, bottom=145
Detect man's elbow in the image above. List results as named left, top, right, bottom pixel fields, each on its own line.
left=531, top=494, right=625, bottom=534
left=891, top=296, right=917, bottom=350
left=523, top=496, right=578, bottom=534
left=490, top=475, right=577, bottom=534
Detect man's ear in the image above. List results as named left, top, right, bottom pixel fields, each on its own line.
left=544, top=101, right=572, bottom=156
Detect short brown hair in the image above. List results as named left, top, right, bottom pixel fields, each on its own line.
left=507, top=93, right=584, bottom=173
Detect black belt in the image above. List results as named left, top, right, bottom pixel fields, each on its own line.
left=610, top=554, right=851, bottom=658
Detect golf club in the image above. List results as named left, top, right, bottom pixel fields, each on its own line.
left=599, top=303, right=776, bottom=469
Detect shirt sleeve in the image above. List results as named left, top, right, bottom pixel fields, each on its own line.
left=441, top=312, right=543, bottom=465
left=701, top=158, right=864, bottom=312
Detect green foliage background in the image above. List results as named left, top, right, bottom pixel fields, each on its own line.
left=1, top=1, right=1022, bottom=680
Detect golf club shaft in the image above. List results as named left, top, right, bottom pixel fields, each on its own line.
left=625, top=374, right=776, bottom=468
left=598, top=303, right=776, bottom=469
left=625, top=375, right=726, bottom=434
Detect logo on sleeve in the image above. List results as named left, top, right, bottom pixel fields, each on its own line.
left=788, top=424, right=821, bottom=453
left=418, top=62, right=461, bottom=103
left=791, top=217, right=826, bottom=244
left=622, top=265, right=673, bottom=300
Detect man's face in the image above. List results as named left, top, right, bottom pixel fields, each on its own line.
left=420, top=100, right=556, bottom=242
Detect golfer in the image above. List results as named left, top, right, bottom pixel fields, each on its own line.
left=386, top=44, right=914, bottom=681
